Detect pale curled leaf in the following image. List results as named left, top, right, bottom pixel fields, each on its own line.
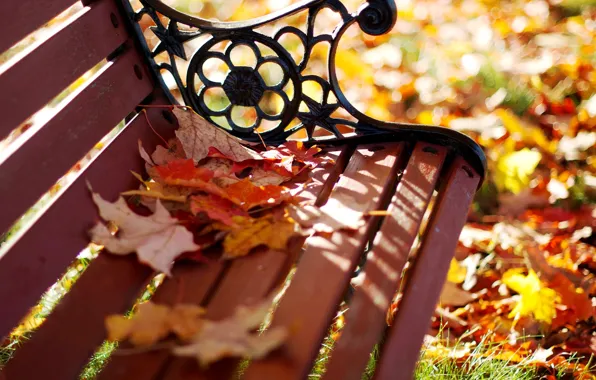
left=172, top=297, right=288, bottom=366
left=173, top=108, right=262, bottom=163
left=89, top=188, right=199, bottom=275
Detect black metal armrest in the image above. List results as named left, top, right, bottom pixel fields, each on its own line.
left=122, top=0, right=486, bottom=181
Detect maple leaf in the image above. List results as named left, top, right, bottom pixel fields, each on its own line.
left=502, top=269, right=559, bottom=324
left=190, top=194, right=248, bottom=226
left=223, top=178, right=289, bottom=210
left=222, top=215, right=299, bottom=259
left=121, top=172, right=190, bottom=203
left=173, top=108, right=262, bottom=163
left=286, top=202, right=364, bottom=233
left=105, top=301, right=205, bottom=346
left=172, top=297, right=288, bottom=366
left=278, top=141, right=334, bottom=168
left=155, top=159, right=214, bottom=182
left=88, top=187, right=200, bottom=276
left=151, top=138, right=186, bottom=165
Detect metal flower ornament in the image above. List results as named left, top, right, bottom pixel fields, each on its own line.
left=123, top=0, right=486, bottom=178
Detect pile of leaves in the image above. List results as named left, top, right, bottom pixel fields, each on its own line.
left=88, top=107, right=363, bottom=365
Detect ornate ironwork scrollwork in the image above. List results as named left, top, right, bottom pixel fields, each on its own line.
left=122, top=0, right=486, bottom=179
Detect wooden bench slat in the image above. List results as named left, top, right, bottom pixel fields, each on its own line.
left=243, top=143, right=404, bottom=380
left=98, top=147, right=348, bottom=380
left=0, top=0, right=76, bottom=55
left=0, top=0, right=128, bottom=138
left=322, top=143, right=446, bottom=380
left=0, top=46, right=152, bottom=237
left=0, top=102, right=179, bottom=379
left=375, top=157, right=480, bottom=379
left=0, top=101, right=168, bottom=342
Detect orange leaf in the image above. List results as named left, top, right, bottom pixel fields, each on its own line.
left=155, top=159, right=214, bottom=182
left=190, top=194, right=248, bottom=226
left=223, top=178, right=288, bottom=210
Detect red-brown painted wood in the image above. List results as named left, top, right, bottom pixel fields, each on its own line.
left=99, top=148, right=348, bottom=380
left=0, top=0, right=128, bottom=138
left=0, top=101, right=181, bottom=378
left=323, top=143, right=446, bottom=380
left=0, top=46, right=153, bottom=237
left=0, top=100, right=169, bottom=342
left=243, top=144, right=404, bottom=380
left=374, top=157, right=480, bottom=380
left=0, top=0, right=75, bottom=55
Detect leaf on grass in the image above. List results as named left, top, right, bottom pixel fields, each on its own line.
left=106, top=302, right=205, bottom=346
left=502, top=269, right=559, bottom=323
left=494, top=148, right=542, bottom=194
left=286, top=203, right=364, bottom=233
left=439, top=281, right=476, bottom=307
left=172, top=297, right=288, bottom=366
left=173, top=108, right=262, bottom=163
left=223, top=178, right=289, bottom=210
left=190, top=194, right=248, bottom=226
left=222, top=216, right=299, bottom=259
left=446, top=258, right=467, bottom=284
left=89, top=187, right=200, bottom=276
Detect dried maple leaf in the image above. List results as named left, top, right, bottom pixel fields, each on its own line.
left=286, top=203, right=364, bottom=233
left=151, top=138, right=186, bottom=165
left=88, top=186, right=200, bottom=275
left=223, top=178, right=289, bottom=210
left=222, top=215, right=299, bottom=259
left=278, top=141, right=334, bottom=168
left=121, top=172, right=190, bottom=203
left=155, top=159, right=214, bottom=182
left=173, top=108, right=262, bottom=163
left=190, top=194, right=248, bottom=226
left=172, top=297, right=288, bottom=366
left=105, top=301, right=205, bottom=346
left=502, top=269, right=559, bottom=324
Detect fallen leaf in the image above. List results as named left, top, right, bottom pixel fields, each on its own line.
left=138, top=140, right=154, bottom=166
left=151, top=138, right=186, bottom=165
left=494, top=148, right=542, bottom=194
left=502, top=269, right=559, bottom=324
left=447, top=258, right=467, bottom=284
left=173, top=108, right=262, bottom=163
left=106, top=301, right=205, bottom=345
left=222, top=216, right=299, bottom=258
left=155, top=159, right=214, bottom=182
left=287, top=203, right=364, bottom=233
left=190, top=194, right=248, bottom=226
left=89, top=186, right=200, bottom=275
left=223, top=178, right=289, bottom=210
left=121, top=172, right=190, bottom=203
left=439, top=281, right=476, bottom=307
left=172, top=297, right=287, bottom=366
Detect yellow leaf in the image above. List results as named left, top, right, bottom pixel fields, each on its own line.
left=105, top=302, right=205, bottom=346
left=502, top=269, right=559, bottom=324
left=447, top=258, right=467, bottom=284
left=496, top=109, right=555, bottom=153
left=222, top=216, right=298, bottom=259
left=494, top=148, right=542, bottom=194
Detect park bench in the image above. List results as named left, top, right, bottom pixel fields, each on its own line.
left=0, top=0, right=486, bottom=378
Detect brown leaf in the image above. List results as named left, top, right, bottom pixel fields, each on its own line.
left=173, top=108, right=262, bottom=163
